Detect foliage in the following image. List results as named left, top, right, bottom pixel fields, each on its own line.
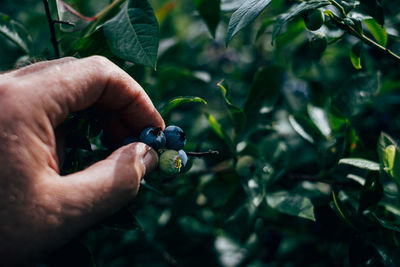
left=2, top=0, right=400, bottom=266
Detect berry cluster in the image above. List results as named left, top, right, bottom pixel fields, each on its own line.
left=139, top=125, right=188, bottom=175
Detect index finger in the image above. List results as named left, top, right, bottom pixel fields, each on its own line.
left=16, top=56, right=165, bottom=135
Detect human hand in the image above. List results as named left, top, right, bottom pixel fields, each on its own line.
left=0, top=56, right=164, bottom=265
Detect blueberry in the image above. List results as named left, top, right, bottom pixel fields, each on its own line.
left=178, top=150, right=188, bottom=168
left=139, top=127, right=166, bottom=149
left=178, top=150, right=191, bottom=173
left=159, top=150, right=182, bottom=175
left=164, top=125, right=186, bottom=150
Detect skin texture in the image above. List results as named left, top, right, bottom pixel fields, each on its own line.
left=0, top=56, right=164, bottom=265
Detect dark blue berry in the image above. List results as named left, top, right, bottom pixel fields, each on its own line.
left=164, top=125, right=186, bottom=150
left=139, top=127, right=166, bottom=149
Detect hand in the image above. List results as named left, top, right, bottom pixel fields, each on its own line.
left=0, top=56, right=164, bottom=265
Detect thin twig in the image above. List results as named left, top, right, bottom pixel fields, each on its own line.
left=186, top=150, right=219, bottom=157
left=53, top=20, right=75, bottom=27
left=329, top=14, right=400, bottom=64
left=43, top=0, right=60, bottom=58
left=330, top=0, right=347, bottom=17
left=84, top=0, right=126, bottom=37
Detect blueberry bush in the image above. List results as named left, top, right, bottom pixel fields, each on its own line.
left=2, top=0, right=400, bottom=266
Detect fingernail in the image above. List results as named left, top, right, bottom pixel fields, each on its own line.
left=141, top=146, right=159, bottom=176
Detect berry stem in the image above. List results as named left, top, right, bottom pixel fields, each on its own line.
left=186, top=150, right=219, bottom=157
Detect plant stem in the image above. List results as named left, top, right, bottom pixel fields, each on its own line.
left=186, top=150, right=219, bottom=157
left=53, top=20, right=75, bottom=27
left=43, top=0, right=60, bottom=58
left=329, top=13, right=400, bottom=64
left=349, top=28, right=400, bottom=64
left=84, top=0, right=126, bottom=37
left=330, top=0, right=347, bottom=17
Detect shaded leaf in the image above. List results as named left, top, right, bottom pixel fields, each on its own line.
left=104, top=0, right=159, bottom=68
left=161, top=96, right=207, bottom=118
left=255, top=19, right=275, bottom=40
left=206, top=113, right=234, bottom=148
left=226, top=0, right=272, bottom=44
left=331, top=190, right=355, bottom=228
left=373, top=213, right=400, bottom=233
left=358, top=172, right=383, bottom=212
left=266, top=191, right=315, bottom=221
left=359, top=0, right=384, bottom=26
left=55, top=0, right=95, bottom=32
left=272, top=0, right=330, bottom=42
left=217, top=80, right=246, bottom=134
left=155, top=1, right=176, bottom=25
left=244, top=66, right=283, bottom=116
left=333, top=72, right=380, bottom=117
left=72, top=28, right=120, bottom=62
left=0, top=13, right=31, bottom=54
left=339, top=158, right=380, bottom=171
left=194, top=0, right=221, bottom=37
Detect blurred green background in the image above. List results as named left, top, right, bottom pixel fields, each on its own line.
left=3, top=0, right=400, bottom=266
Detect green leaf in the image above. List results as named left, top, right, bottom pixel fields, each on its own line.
left=339, top=158, right=380, bottom=171
left=205, top=113, right=233, bottom=148
left=244, top=66, right=283, bottom=116
left=72, top=28, right=121, bottom=62
left=360, top=0, right=384, bottom=26
left=160, top=96, right=207, bottom=118
left=266, top=191, right=315, bottom=221
left=272, top=0, right=330, bottom=42
left=373, top=214, right=400, bottom=232
left=307, top=104, right=331, bottom=138
left=217, top=80, right=246, bottom=134
left=288, top=115, right=314, bottom=143
left=331, top=190, right=355, bottom=228
left=226, top=0, right=272, bottom=44
left=0, top=13, right=31, bottom=54
left=350, top=42, right=362, bottom=70
left=103, top=0, right=159, bottom=68
left=255, top=19, right=275, bottom=40
left=194, top=0, right=221, bottom=37
left=288, top=114, right=326, bottom=144
left=364, top=18, right=387, bottom=46
left=378, top=133, right=400, bottom=184
left=358, top=172, right=383, bottom=212
left=55, top=0, right=94, bottom=32
left=333, top=72, right=380, bottom=117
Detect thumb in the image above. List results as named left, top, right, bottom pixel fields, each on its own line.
left=52, top=142, right=158, bottom=234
